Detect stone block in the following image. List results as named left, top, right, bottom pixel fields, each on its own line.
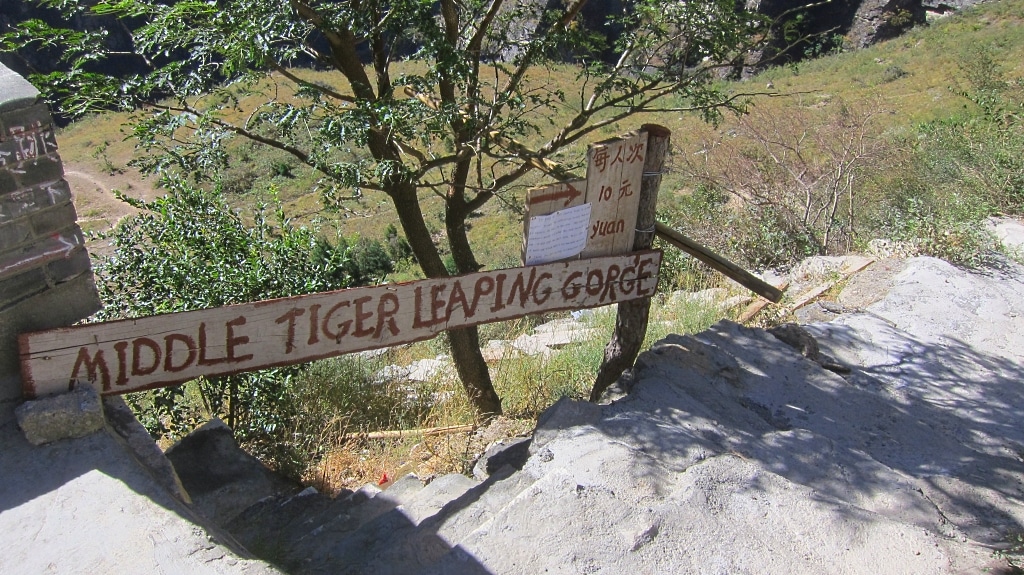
left=46, top=247, right=92, bottom=284
left=103, top=395, right=191, bottom=503
left=41, top=179, right=72, bottom=205
left=0, top=168, right=16, bottom=195
left=0, top=267, right=46, bottom=310
left=1, top=103, right=52, bottom=138
left=0, top=273, right=101, bottom=401
left=13, top=155, right=63, bottom=189
left=0, top=64, right=40, bottom=114
left=473, top=436, right=532, bottom=481
left=165, top=418, right=299, bottom=525
left=0, top=127, right=59, bottom=164
left=30, top=202, right=78, bottom=236
left=1, top=186, right=51, bottom=223
left=0, top=135, right=23, bottom=168
left=14, top=383, right=106, bottom=445
left=0, top=229, right=84, bottom=282
left=530, top=396, right=602, bottom=452
left=0, top=218, right=33, bottom=251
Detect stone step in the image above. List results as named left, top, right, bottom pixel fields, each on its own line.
left=165, top=419, right=300, bottom=526
left=279, top=483, right=415, bottom=573
left=375, top=473, right=425, bottom=507
left=295, top=473, right=479, bottom=575
left=225, top=487, right=337, bottom=565
left=357, top=466, right=542, bottom=575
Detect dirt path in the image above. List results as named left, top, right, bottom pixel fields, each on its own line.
left=63, top=162, right=158, bottom=256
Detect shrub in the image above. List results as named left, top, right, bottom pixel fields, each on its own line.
left=871, top=48, right=1023, bottom=267
left=345, top=236, right=394, bottom=285
left=94, top=178, right=351, bottom=460
left=675, top=99, right=887, bottom=269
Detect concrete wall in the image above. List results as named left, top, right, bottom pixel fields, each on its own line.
left=0, top=63, right=101, bottom=401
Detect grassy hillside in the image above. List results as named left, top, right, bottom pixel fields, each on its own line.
left=59, top=0, right=1024, bottom=272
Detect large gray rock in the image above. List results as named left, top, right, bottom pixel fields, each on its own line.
left=411, top=256, right=1024, bottom=574
left=14, top=383, right=104, bottom=445
left=165, top=419, right=300, bottom=526
left=0, top=400, right=281, bottom=575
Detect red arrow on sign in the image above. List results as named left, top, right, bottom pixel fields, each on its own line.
left=528, top=183, right=583, bottom=207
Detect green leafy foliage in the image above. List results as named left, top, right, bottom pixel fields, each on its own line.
left=871, top=47, right=1024, bottom=266
left=94, top=178, right=350, bottom=454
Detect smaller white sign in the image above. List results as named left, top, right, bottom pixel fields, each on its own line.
left=524, top=203, right=593, bottom=265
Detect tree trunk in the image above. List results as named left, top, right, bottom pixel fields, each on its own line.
left=445, top=161, right=502, bottom=418
left=388, top=180, right=503, bottom=418
left=449, top=326, right=502, bottom=417
left=589, top=125, right=670, bottom=402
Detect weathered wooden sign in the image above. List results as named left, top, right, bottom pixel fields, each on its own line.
left=521, top=131, right=648, bottom=264
left=580, top=131, right=647, bottom=258
left=20, top=251, right=661, bottom=398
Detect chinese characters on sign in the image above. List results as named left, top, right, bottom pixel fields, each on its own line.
left=521, top=132, right=648, bottom=264
left=580, top=131, right=647, bottom=258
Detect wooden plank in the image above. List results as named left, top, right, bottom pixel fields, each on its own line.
left=20, top=251, right=662, bottom=398
left=579, top=131, right=648, bottom=258
left=654, top=222, right=784, bottom=303
left=525, top=180, right=586, bottom=216
left=737, top=281, right=790, bottom=324
left=788, top=257, right=876, bottom=312
left=349, top=424, right=476, bottom=441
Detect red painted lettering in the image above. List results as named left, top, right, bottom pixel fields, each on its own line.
left=226, top=316, right=254, bottom=363
left=307, top=304, right=321, bottom=345
left=446, top=281, right=470, bottom=319
left=164, top=333, right=197, bottom=372
left=592, top=147, right=609, bottom=172
left=470, top=276, right=494, bottom=316
left=353, top=296, right=376, bottom=337
left=561, top=271, right=583, bottom=299
left=637, top=256, right=655, bottom=297
left=114, top=341, right=129, bottom=387
left=532, top=272, right=553, bottom=305
left=375, top=293, right=400, bottom=338
left=322, top=300, right=352, bottom=342
left=275, top=307, right=305, bottom=354
left=600, top=265, right=621, bottom=302
left=591, top=219, right=626, bottom=240
left=620, top=265, right=637, bottom=295
left=586, top=269, right=604, bottom=297
left=430, top=285, right=447, bottom=326
left=491, top=274, right=508, bottom=312
left=413, top=287, right=433, bottom=329
left=198, top=322, right=227, bottom=366
left=131, top=338, right=161, bottom=376
left=70, top=347, right=110, bottom=392
left=626, top=141, right=644, bottom=163
left=507, top=268, right=539, bottom=308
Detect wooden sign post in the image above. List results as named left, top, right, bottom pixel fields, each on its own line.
left=590, top=125, right=669, bottom=401
left=523, top=132, right=649, bottom=265
left=580, top=131, right=648, bottom=258
left=20, top=251, right=661, bottom=398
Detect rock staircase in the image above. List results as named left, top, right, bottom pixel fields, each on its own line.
left=163, top=409, right=547, bottom=574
